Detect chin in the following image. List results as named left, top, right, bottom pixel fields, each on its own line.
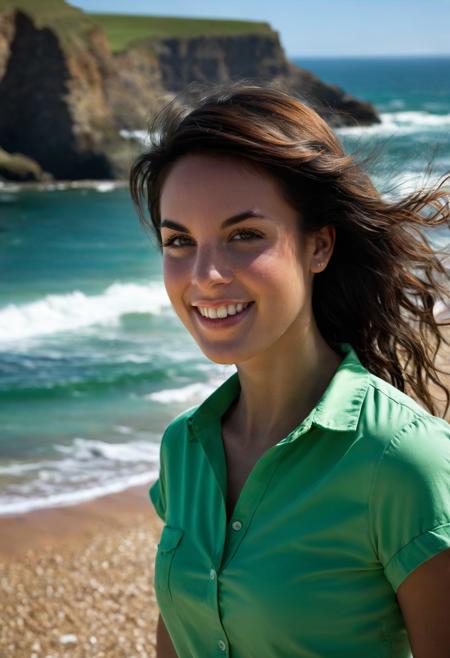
left=197, top=341, right=263, bottom=366
left=198, top=347, right=240, bottom=366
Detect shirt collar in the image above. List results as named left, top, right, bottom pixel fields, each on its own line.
left=188, top=342, right=370, bottom=442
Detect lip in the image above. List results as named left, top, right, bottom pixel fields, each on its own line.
left=193, top=301, right=255, bottom=328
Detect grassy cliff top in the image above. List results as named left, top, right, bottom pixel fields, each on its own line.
left=0, top=2, right=274, bottom=54
left=88, top=13, right=274, bottom=53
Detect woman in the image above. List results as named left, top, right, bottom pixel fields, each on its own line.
left=130, top=82, right=450, bottom=657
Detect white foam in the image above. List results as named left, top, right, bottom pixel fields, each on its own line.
left=0, top=437, right=162, bottom=516
left=337, top=110, right=450, bottom=137
left=114, top=425, right=134, bottom=434
left=0, top=438, right=160, bottom=476
left=147, top=381, right=216, bottom=404
left=146, top=367, right=236, bottom=405
left=95, top=182, right=117, bottom=193
left=0, top=460, right=43, bottom=475
left=0, top=471, right=158, bottom=517
left=53, top=436, right=158, bottom=463
left=120, top=129, right=152, bottom=146
left=0, top=180, right=127, bottom=193
left=0, top=281, right=172, bottom=343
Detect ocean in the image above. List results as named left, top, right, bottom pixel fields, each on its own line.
left=0, top=56, right=449, bottom=516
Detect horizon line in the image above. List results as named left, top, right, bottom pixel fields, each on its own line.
left=288, top=52, right=450, bottom=59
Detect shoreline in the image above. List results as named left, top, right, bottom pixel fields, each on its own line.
left=0, top=482, right=158, bottom=562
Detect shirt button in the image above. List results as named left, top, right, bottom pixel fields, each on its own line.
left=218, top=640, right=226, bottom=651
left=232, top=520, right=242, bottom=531
left=209, top=568, right=216, bottom=580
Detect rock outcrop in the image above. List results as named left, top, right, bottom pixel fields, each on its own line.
left=0, top=146, right=49, bottom=181
left=0, top=1, right=380, bottom=181
left=146, top=32, right=378, bottom=127
left=0, top=5, right=158, bottom=179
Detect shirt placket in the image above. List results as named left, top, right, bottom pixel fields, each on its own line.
left=188, top=416, right=231, bottom=655
left=189, top=413, right=315, bottom=656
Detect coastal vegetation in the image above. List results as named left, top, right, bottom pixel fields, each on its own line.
left=89, top=13, right=273, bottom=53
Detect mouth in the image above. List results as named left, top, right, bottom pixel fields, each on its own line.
left=193, top=301, right=255, bottom=328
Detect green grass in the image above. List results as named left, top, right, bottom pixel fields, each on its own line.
left=0, top=3, right=274, bottom=54
left=88, top=13, right=274, bottom=53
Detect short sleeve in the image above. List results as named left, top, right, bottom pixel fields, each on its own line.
left=370, top=414, right=450, bottom=592
left=149, top=435, right=167, bottom=522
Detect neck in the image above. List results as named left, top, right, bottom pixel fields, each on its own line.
left=228, top=320, right=343, bottom=449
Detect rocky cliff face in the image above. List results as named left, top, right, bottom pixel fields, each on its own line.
left=147, top=32, right=378, bottom=127
left=0, top=11, right=110, bottom=178
left=149, top=32, right=290, bottom=91
left=0, top=7, right=163, bottom=179
left=0, top=3, right=379, bottom=181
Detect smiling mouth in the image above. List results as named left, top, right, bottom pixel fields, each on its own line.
left=193, top=301, right=255, bottom=325
left=194, top=301, right=253, bottom=320
left=194, top=302, right=254, bottom=324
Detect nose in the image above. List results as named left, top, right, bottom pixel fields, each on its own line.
left=191, top=244, right=233, bottom=288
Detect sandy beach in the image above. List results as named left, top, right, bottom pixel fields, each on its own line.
left=0, top=483, right=163, bottom=658
left=1, top=327, right=449, bottom=658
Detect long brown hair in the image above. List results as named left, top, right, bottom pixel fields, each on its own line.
left=130, top=81, right=450, bottom=418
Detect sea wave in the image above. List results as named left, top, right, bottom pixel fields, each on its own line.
left=337, top=110, right=450, bottom=137
left=0, top=436, right=160, bottom=516
left=146, top=370, right=234, bottom=405
left=0, top=366, right=171, bottom=400
left=0, top=281, right=172, bottom=343
left=0, top=472, right=156, bottom=516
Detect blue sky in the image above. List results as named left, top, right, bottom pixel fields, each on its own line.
left=71, top=1, right=450, bottom=57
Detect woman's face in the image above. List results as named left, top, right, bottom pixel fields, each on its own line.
left=159, top=153, right=331, bottom=366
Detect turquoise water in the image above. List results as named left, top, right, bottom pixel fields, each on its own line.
left=0, top=57, right=449, bottom=516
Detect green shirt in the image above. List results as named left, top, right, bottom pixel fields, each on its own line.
left=149, top=342, right=450, bottom=658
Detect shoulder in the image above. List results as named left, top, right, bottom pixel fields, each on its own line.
left=364, top=377, right=450, bottom=590
left=358, top=370, right=449, bottom=449
left=160, top=404, right=199, bottom=453
left=365, top=373, right=450, bottom=537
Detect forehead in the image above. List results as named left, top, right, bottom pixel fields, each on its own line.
left=160, top=153, right=289, bottom=217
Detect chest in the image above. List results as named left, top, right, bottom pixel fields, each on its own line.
left=221, top=424, right=268, bottom=523
left=155, top=430, right=394, bottom=658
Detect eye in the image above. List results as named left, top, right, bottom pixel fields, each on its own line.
left=161, top=234, right=193, bottom=248
left=229, top=229, right=263, bottom=242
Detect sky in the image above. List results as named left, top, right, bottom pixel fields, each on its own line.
left=70, top=0, right=450, bottom=58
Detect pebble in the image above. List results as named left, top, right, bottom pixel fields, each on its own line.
left=0, top=522, right=160, bottom=657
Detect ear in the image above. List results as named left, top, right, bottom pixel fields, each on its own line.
left=310, top=225, right=336, bottom=273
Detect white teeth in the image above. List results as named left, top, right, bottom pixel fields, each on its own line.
left=197, top=302, right=251, bottom=319
left=216, top=306, right=227, bottom=319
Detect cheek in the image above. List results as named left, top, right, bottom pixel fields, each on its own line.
left=162, top=262, right=190, bottom=318
left=163, top=258, right=187, bottom=296
left=247, top=248, right=305, bottom=297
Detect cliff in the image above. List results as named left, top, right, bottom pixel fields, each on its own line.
left=0, top=2, right=380, bottom=181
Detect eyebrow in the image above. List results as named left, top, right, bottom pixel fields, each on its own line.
left=160, top=209, right=267, bottom=233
